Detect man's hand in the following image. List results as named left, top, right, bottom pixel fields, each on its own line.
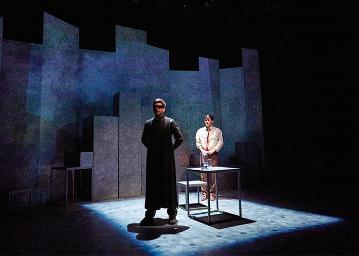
left=208, top=149, right=216, bottom=155
left=200, top=149, right=208, bottom=155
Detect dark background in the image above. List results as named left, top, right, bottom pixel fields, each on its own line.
left=1, top=0, right=359, bottom=180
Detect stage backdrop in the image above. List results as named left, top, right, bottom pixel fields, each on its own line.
left=0, top=13, right=263, bottom=206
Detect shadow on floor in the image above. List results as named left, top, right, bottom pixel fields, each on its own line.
left=190, top=212, right=256, bottom=229
left=127, top=218, right=190, bottom=240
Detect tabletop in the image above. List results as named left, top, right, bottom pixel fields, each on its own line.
left=186, top=166, right=240, bottom=173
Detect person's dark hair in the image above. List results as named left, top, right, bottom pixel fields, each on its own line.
left=204, top=114, right=214, bottom=121
left=153, top=98, right=166, bottom=108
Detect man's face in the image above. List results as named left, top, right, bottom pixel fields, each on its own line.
left=153, top=102, right=165, bottom=117
left=204, top=116, right=214, bottom=129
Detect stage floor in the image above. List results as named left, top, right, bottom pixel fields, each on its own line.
left=1, top=188, right=359, bottom=255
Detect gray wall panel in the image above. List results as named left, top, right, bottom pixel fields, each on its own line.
left=116, top=92, right=142, bottom=197
left=220, top=67, right=246, bottom=164
left=40, top=12, right=79, bottom=173
left=93, top=116, right=119, bottom=201
left=0, top=16, right=2, bottom=74
left=242, top=48, right=265, bottom=178
left=0, top=40, right=42, bottom=203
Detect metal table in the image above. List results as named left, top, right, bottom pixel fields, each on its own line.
left=186, top=166, right=241, bottom=224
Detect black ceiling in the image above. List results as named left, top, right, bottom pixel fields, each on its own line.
left=2, top=1, right=359, bottom=68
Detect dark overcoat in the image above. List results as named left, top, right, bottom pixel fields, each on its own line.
left=141, top=115, right=183, bottom=209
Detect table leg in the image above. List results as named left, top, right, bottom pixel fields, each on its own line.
left=28, top=189, right=32, bottom=214
left=50, top=168, right=53, bottom=204
left=65, top=169, right=69, bottom=208
left=197, top=186, right=200, bottom=203
left=177, top=183, right=179, bottom=205
left=238, top=170, right=242, bottom=217
left=73, top=169, right=76, bottom=198
left=215, top=173, right=219, bottom=210
left=186, top=171, right=190, bottom=216
left=207, top=172, right=211, bottom=223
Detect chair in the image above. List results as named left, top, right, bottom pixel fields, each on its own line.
left=177, top=180, right=207, bottom=210
left=50, top=152, right=93, bottom=207
left=177, top=152, right=207, bottom=209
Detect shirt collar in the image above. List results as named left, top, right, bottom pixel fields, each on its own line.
left=154, top=114, right=165, bottom=121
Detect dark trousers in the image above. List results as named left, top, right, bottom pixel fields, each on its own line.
left=145, top=207, right=177, bottom=218
left=201, top=152, right=218, bottom=196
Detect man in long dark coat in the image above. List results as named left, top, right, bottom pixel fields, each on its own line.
left=140, top=98, right=183, bottom=225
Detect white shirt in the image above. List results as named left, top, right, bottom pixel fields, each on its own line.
left=195, top=126, right=223, bottom=152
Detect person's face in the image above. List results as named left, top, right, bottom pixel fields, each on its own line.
left=153, top=102, right=165, bottom=117
left=204, top=116, right=214, bottom=128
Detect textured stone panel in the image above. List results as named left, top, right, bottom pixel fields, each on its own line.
left=141, top=45, right=170, bottom=136
left=220, top=67, right=246, bottom=164
left=208, top=59, right=222, bottom=128
left=79, top=50, right=117, bottom=121
left=242, top=48, right=265, bottom=177
left=93, top=116, right=119, bottom=201
left=116, top=26, right=147, bottom=90
left=116, top=26, right=147, bottom=196
left=198, top=58, right=215, bottom=115
left=0, top=40, right=42, bottom=204
left=0, top=40, right=31, bottom=148
left=117, top=41, right=147, bottom=80
left=145, top=45, right=169, bottom=94
left=22, top=44, right=42, bottom=201
left=115, top=92, right=142, bottom=197
left=0, top=16, right=3, bottom=74
left=168, top=70, right=202, bottom=181
left=25, top=44, right=43, bottom=118
left=116, top=26, right=147, bottom=43
left=20, top=42, right=42, bottom=149
left=38, top=13, right=80, bottom=204
left=167, top=57, right=224, bottom=181
left=116, top=26, right=174, bottom=195
left=40, top=12, right=79, bottom=171
left=140, top=104, right=154, bottom=195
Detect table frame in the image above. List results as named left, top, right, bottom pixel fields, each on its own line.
left=50, top=166, right=92, bottom=207
left=186, top=166, right=241, bottom=224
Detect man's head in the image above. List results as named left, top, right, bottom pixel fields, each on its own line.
left=204, top=114, right=214, bottom=129
left=153, top=98, right=166, bottom=117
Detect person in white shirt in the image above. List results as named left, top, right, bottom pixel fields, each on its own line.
left=195, top=114, right=224, bottom=201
